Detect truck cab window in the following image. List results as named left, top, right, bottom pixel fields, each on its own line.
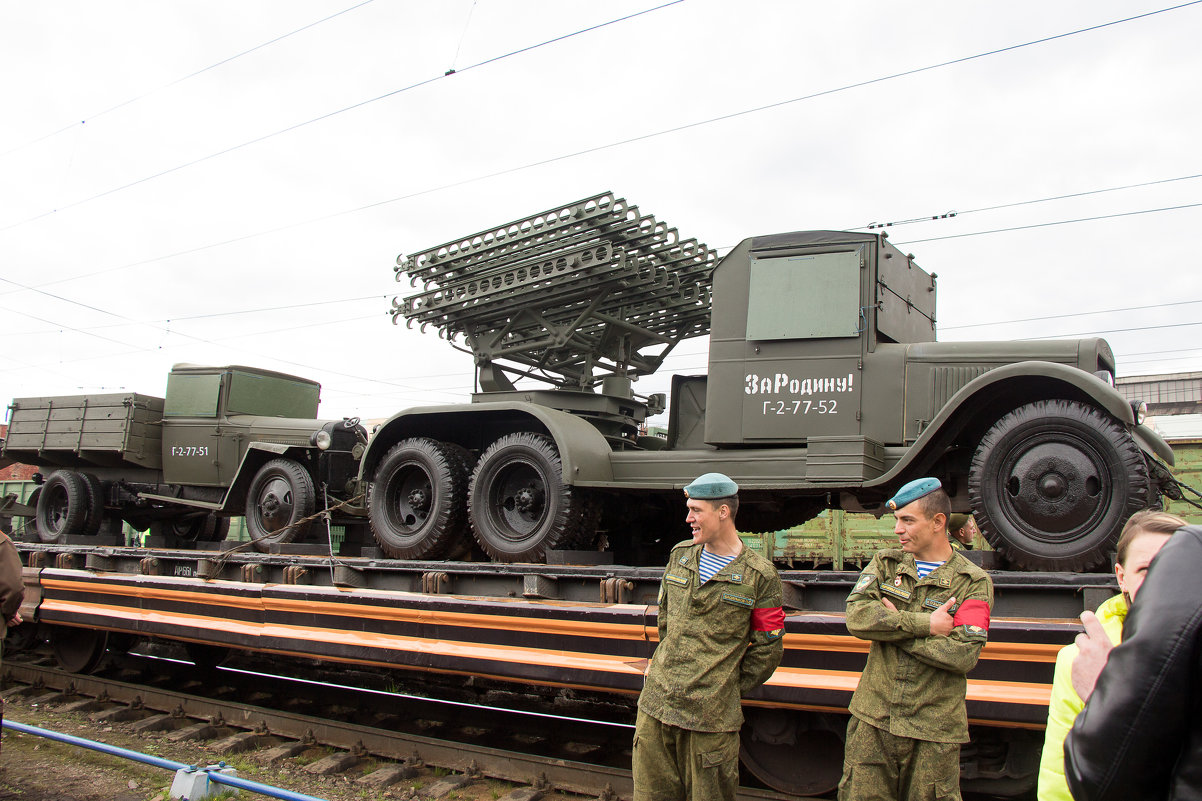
left=226, top=370, right=319, bottom=418
left=163, top=373, right=222, bottom=417
left=746, top=249, right=863, bottom=341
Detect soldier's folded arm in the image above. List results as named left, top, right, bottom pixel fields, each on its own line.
left=845, top=593, right=928, bottom=642
left=894, top=591, right=992, bottom=674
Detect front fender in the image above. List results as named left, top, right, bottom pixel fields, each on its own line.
left=222, top=442, right=315, bottom=511
left=871, top=361, right=1144, bottom=487
left=362, top=402, right=615, bottom=485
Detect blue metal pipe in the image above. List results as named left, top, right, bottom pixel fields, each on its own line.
left=205, top=771, right=330, bottom=801
left=4, top=720, right=188, bottom=771
left=3, top=720, right=331, bottom=801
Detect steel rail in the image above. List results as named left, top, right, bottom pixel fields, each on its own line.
left=4, top=661, right=796, bottom=801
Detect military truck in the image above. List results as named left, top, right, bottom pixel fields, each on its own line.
left=2, top=364, right=366, bottom=547
left=361, top=191, right=1177, bottom=571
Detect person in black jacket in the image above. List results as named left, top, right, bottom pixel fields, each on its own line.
left=1063, top=524, right=1202, bottom=801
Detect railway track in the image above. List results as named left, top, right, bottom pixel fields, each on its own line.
left=1, top=652, right=805, bottom=801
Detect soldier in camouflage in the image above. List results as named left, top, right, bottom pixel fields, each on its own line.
left=839, top=478, right=993, bottom=801
left=633, top=473, right=785, bottom=801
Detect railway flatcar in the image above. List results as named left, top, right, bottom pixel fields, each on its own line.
left=9, top=542, right=1109, bottom=797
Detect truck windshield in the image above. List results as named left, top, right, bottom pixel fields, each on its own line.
left=164, top=373, right=222, bottom=417
left=226, top=370, right=320, bottom=419
left=747, top=249, right=862, bottom=340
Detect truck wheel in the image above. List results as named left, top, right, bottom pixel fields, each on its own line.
left=368, top=438, right=470, bottom=559
left=468, top=433, right=599, bottom=562
left=245, top=459, right=316, bottom=550
left=79, top=472, right=105, bottom=537
left=35, top=470, right=90, bottom=542
left=969, top=399, right=1150, bottom=572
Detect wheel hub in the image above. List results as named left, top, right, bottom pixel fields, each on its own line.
left=406, top=487, right=429, bottom=512
left=1004, top=442, right=1104, bottom=535
left=513, top=486, right=543, bottom=515
left=1038, top=473, right=1068, bottom=499
left=258, top=479, right=294, bottom=527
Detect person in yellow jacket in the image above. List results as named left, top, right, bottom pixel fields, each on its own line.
left=1036, top=509, right=1186, bottom=801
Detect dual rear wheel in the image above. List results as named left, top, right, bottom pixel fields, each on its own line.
left=368, top=433, right=598, bottom=563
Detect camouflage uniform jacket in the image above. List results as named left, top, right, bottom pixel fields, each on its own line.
left=845, top=548, right=993, bottom=744
left=638, top=540, right=785, bottom=733
left=0, top=530, right=23, bottom=639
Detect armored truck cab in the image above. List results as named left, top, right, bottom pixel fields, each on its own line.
left=366, top=193, right=1173, bottom=571
left=3, top=364, right=366, bottom=547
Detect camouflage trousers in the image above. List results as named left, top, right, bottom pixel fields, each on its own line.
left=838, top=716, right=961, bottom=801
left=632, top=710, right=739, bottom=801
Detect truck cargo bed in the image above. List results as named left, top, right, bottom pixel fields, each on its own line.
left=3, top=393, right=164, bottom=470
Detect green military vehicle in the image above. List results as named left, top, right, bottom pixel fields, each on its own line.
left=2, top=364, right=366, bottom=547
left=362, top=191, right=1177, bottom=571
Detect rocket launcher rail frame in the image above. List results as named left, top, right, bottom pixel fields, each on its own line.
left=392, top=192, right=716, bottom=390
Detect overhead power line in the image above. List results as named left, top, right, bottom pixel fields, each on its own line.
left=893, top=202, right=1202, bottom=245
left=4, top=2, right=1197, bottom=295
left=0, top=0, right=378, bottom=159
left=941, top=298, right=1202, bottom=331
left=0, top=0, right=686, bottom=234
left=860, top=173, right=1202, bottom=230
left=1023, top=319, right=1202, bottom=340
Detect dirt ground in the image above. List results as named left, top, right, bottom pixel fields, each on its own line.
left=0, top=696, right=590, bottom=801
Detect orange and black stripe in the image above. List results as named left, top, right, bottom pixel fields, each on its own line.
left=35, top=569, right=1076, bottom=729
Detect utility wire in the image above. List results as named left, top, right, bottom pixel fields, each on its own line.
left=5, top=295, right=386, bottom=336
left=893, top=202, right=1202, bottom=245
left=941, top=298, right=1202, bottom=331
left=1023, top=319, right=1202, bottom=340
left=0, top=0, right=686, bottom=234
left=859, top=173, right=1202, bottom=230
left=447, top=0, right=480, bottom=74
left=0, top=275, right=430, bottom=392
left=0, top=0, right=377, bottom=159
left=5, top=4, right=1197, bottom=294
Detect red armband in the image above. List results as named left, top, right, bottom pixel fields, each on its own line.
left=751, top=606, right=785, bottom=631
left=952, top=598, right=990, bottom=630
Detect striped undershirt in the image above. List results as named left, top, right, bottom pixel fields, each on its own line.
left=698, top=548, right=737, bottom=583
left=915, top=559, right=945, bottom=579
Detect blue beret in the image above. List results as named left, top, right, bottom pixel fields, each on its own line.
left=887, top=477, right=941, bottom=511
left=684, top=472, right=739, bottom=499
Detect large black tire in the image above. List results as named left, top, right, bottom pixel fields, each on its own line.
left=79, top=472, right=105, bottom=537
left=245, top=459, right=316, bottom=551
left=368, top=438, right=471, bottom=559
left=35, top=470, right=90, bottom=542
left=468, top=433, right=599, bottom=562
left=969, top=399, right=1151, bottom=572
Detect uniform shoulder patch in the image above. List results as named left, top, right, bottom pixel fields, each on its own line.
left=854, top=572, right=877, bottom=593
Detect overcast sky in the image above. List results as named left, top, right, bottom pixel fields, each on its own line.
left=2, top=0, right=1199, bottom=427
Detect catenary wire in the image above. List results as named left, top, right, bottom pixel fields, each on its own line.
left=941, top=298, right=1202, bottom=331
left=893, top=202, right=1202, bottom=245
left=856, top=173, right=1202, bottom=230
left=7, top=6, right=1202, bottom=390
left=4, top=5, right=1197, bottom=296
left=0, top=1, right=687, bottom=234
left=0, top=0, right=378, bottom=159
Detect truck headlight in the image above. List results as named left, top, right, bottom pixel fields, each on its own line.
left=311, top=430, right=332, bottom=450
left=1131, top=400, right=1148, bottom=425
